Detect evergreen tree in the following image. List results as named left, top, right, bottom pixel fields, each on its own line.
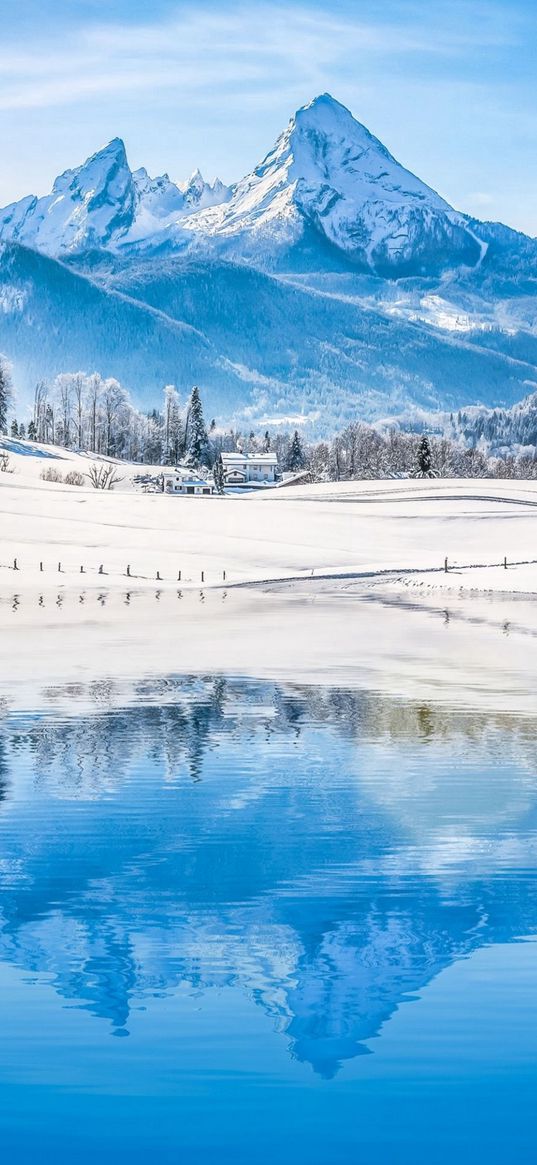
left=0, top=360, right=12, bottom=435
left=263, top=430, right=271, bottom=452
left=285, top=430, right=306, bottom=472
left=163, top=385, right=183, bottom=464
left=27, top=420, right=37, bottom=441
left=185, top=386, right=209, bottom=466
left=213, top=453, right=225, bottom=494
left=10, top=419, right=18, bottom=438
left=414, top=434, right=435, bottom=478
left=19, top=423, right=26, bottom=439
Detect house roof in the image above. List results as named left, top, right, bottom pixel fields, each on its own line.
left=222, top=452, right=278, bottom=465
left=162, top=467, right=207, bottom=483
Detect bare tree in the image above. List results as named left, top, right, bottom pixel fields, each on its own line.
left=0, top=359, right=12, bottom=434
left=55, top=373, right=73, bottom=447
left=85, top=462, right=124, bottom=490
left=87, top=373, right=102, bottom=452
left=45, top=403, right=55, bottom=444
left=72, top=372, right=86, bottom=448
left=33, top=381, right=49, bottom=442
left=101, top=378, right=126, bottom=456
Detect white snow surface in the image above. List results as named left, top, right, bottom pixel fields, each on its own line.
left=2, top=438, right=537, bottom=712
left=2, top=438, right=537, bottom=593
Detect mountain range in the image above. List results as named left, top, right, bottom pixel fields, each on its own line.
left=2, top=93, right=537, bottom=431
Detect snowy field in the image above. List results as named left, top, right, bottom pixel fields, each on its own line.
left=2, top=436, right=537, bottom=593
left=1, top=437, right=537, bottom=710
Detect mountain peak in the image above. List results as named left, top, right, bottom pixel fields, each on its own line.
left=0, top=135, right=135, bottom=256
left=93, top=136, right=128, bottom=161
left=0, top=95, right=482, bottom=274
left=296, top=92, right=352, bottom=118
left=179, top=169, right=232, bottom=213
left=291, top=93, right=391, bottom=159
left=52, top=137, right=130, bottom=190
left=186, top=91, right=483, bottom=275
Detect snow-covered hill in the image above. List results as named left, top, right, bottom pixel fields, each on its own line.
left=0, top=242, right=253, bottom=411
left=3, top=242, right=537, bottom=427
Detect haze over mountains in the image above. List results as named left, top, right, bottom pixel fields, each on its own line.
left=1, top=94, right=537, bottom=431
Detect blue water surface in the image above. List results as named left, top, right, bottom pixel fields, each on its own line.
left=0, top=675, right=536, bottom=1162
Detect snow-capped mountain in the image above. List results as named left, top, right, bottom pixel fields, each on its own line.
left=0, top=139, right=231, bottom=257
left=182, top=93, right=483, bottom=276
left=180, top=169, right=232, bottom=211
left=2, top=92, right=537, bottom=428
left=0, top=138, right=135, bottom=255
left=0, top=94, right=483, bottom=275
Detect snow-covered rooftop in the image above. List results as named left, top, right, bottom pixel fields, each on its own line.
left=162, top=466, right=208, bottom=480
left=222, top=452, right=278, bottom=464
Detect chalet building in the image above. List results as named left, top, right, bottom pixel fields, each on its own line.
left=162, top=470, right=214, bottom=496
left=221, top=452, right=279, bottom=486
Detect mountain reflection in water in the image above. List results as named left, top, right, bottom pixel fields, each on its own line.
left=1, top=676, right=537, bottom=1085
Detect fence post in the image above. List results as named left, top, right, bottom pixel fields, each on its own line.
left=444, top=557, right=448, bottom=573
left=13, top=557, right=18, bottom=571
left=58, top=562, right=62, bottom=573
left=39, top=562, right=43, bottom=572
left=126, top=564, right=131, bottom=577
left=223, top=569, right=226, bottom=581
left=177, top=570, right=182, bottom=582
left=156, top=570, right=161, bottom=581
left=201, top=570, right=204, bottom=583
left=504, top=556, right=507, bottom=570
left=80, top=565, right=84, bottom=573
left=98, top=564, right=104, bottom=575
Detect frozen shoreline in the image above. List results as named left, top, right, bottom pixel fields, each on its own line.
left=2, top=442, right=537, bottom=713
left=1, top=581, right=537, bottom=717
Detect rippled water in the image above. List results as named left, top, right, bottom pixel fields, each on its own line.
left=1, top=676, right=537, bottom=1162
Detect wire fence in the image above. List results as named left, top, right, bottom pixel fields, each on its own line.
left=1, top=553, right=536, bottom=590
left=3, top=557, right=227, bottom=585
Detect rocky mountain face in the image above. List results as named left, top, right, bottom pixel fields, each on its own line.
left=1, top=93, right=537, bottom=428
left=180, top=93, right=485, bottom=276
left=0, top=139, right=231, bottom=257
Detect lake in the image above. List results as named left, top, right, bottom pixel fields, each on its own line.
left=0, top=674, right=536, bottom=1162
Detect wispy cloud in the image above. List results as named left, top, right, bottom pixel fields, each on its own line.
left=1, top=0, right=536, bottom=234
left=0, top=2, right=518, bottom=112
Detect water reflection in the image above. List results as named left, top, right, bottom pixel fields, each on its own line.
left=1, top=676, right=537, bottom=1079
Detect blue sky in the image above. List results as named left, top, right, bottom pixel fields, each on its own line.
left=1, top=0, right=537, bottom=233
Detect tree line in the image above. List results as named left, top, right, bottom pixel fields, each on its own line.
left=3, top=367, right=308, bottom=473
left=3, top=360, right=537, bottom=480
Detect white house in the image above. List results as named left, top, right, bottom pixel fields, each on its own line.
left=221, top=451, right=279, bottom=486
left=161, top=470, right=214, bottom=496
